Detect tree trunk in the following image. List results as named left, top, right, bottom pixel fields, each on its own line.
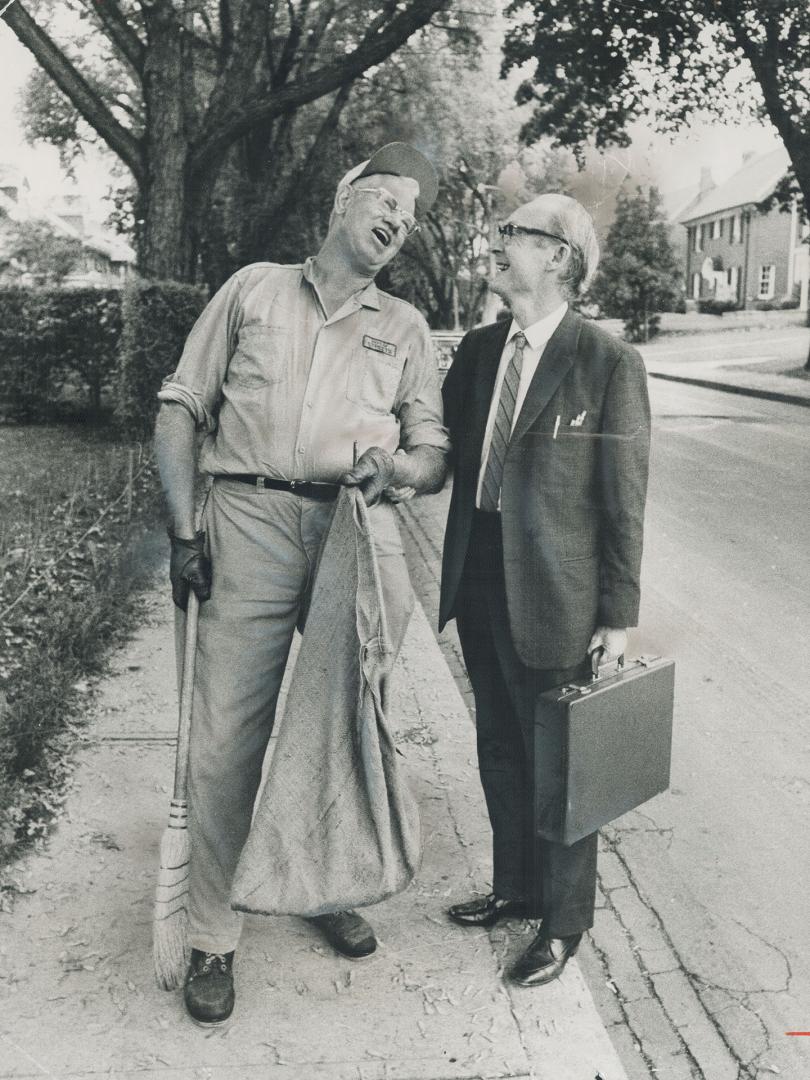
left=139, top=7, right=195, bottom=281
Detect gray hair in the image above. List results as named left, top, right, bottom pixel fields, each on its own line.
left=528, top=194, right=600, bottom=296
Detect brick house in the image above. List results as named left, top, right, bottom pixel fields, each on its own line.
left=679, top=148, right=809, bottom=312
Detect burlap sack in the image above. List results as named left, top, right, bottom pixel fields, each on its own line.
left=230, top=486, right=421, bottom=916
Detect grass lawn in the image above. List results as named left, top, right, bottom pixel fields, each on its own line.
left=0, top=425, right=145, bottom=616
left=0, top=422, right=163, bottom=865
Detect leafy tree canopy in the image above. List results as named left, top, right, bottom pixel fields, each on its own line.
left=502, top=1, right=810, bottom=209
left=3, top=0, right=458, bottom=280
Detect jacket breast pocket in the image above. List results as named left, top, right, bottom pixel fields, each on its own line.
left=227, top=324, right=288, bottom=388
left=346, top=347, right=405, bottom=415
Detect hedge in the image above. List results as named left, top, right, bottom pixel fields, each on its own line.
left=114, top=280, right=207, bottom=437
left=0, top=287, right=121, bottom=421
left=697, top=298, right=740, bottom=316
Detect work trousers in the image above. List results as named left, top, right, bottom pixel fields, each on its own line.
left=181, top=479, right=414, bottom=954
left=455, top=510, right=598, bottom=939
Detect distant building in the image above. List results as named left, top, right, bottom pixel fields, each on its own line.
left=679, top=148, right=809, bottom=312
left=0, top=164, right=135, bottom=286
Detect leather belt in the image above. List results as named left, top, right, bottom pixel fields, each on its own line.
left=214, top=475, right=340, bottom=501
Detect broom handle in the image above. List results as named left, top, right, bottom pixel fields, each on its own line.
left=173, top=591, right=199, bottom=802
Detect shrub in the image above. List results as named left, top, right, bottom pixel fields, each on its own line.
left=115, top=280, right=207, bottom=438
left=0, top=287, right=121, bottom=421
left=0, top=288, right=52, bottom=421
left=38, top=288, right=122, bottom=417
left=697, top=298, right=739, bottom=316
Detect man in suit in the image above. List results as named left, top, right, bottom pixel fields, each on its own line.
left=439, top=193, right=650, bottom=986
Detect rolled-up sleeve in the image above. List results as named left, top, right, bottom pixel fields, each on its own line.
left=395, top=315, right=451, bottom=453
left=157, top=273, right=243, bottom=433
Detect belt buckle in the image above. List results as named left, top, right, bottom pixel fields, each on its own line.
left=255, top=476, right=264, bottom=491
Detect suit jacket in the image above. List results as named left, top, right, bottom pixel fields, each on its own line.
left=439, top=309, right=651, bottom=670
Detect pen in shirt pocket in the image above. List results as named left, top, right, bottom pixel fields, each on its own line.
left=552, top=415, right=561, bottom=440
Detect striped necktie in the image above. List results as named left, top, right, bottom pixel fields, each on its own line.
left=480, top=332, right=527, bottom=512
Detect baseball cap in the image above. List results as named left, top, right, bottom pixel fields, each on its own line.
left=339, top=142, right=439, bottom=215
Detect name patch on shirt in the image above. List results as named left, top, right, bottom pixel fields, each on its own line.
left=362, top=335, right=397, bottom=357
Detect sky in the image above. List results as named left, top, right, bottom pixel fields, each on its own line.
left=0, top=13, right=784, bottom=227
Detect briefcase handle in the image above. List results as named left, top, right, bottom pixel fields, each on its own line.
left=589, top=647, right=625, bottom=681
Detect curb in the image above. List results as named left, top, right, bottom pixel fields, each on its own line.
left=647, top=371, right=810, bottom=409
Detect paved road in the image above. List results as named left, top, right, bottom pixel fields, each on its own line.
left=399, top=376, right=810, bottom=1079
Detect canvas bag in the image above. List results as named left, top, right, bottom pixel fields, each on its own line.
left=230, top=486, right=421, bottom=917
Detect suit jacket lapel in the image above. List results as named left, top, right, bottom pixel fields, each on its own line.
left=510, top=309, right=582, bottom=445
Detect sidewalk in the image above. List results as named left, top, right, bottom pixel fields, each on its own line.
left=640, top=336, right=810, bottom=407
left=0, top=581, right=625, bottom=1080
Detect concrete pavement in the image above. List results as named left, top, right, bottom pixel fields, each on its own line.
left=639, top=327, right=810, bottom=407
left=0, top=580, right=625, bottom=1079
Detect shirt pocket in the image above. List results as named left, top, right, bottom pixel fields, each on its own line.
left=227, top=324, right=288, bottom=387
left=346, top=346, right=405, bottom=416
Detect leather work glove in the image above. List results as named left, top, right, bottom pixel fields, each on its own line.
left=168, top=529, right=212, bottom=611
left=340, top=446, right=396, bottom=507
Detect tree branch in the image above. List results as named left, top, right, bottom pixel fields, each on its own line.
left=721, top=5, right=810, bottom=207
left=262, top=81, right=353, bottom=230
left=3, top=1, right=145, bottom=182
left=190, top=0, right=449, bottom=178
left=84, top=0, right=146, bottom=76
left=205, top=0, right=270, bottom=128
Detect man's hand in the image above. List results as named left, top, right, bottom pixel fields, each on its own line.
left=341, top=446, right=396, bottom=507
left=169, top=529, right=212, bottom=611
left=383, top=484, right=416, bottom=503
left=587, top=626, right=628, bottom=668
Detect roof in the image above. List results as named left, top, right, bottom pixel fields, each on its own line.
left=678, top=147, right=790, bottom=224
left=660, top=182, right=703, bottom=222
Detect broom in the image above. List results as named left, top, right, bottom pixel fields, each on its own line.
left=153, top=590, right=199, bottom=990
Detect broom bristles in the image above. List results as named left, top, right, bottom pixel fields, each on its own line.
left=153, top=817, right=191, bottom=990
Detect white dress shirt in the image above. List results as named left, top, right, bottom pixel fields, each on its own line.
left=475, top=303, right=568, bottom=509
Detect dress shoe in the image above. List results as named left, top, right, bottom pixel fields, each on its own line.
left=307, top=910, right=377, bottom=959
left=184, top=949, right=235, bottom=1025
left=447, top=892, right=531, bottom=929
left=508, top=931, right=582, bottom=987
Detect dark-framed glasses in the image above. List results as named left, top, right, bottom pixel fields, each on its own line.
left=353, top=186, right=420, bottom=237
left=497, top=222, right=568, bottom=245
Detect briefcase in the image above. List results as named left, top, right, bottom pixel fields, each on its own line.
left=534, top=654, right=675, bottom=846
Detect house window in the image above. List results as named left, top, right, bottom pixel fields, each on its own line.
left=693, top=227, right=701, bottom=253
left=730, top=214, right=740, bottom=243
left=692, top=272, right=701, bottom=299
left=711, top=219, right=721, bottom=239
left=758, top=265, right=775, bottom=299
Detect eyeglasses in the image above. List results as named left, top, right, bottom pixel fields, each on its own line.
left=353, top=187, right=420, bottom=237
left=497, top=222, right=568, bottom=245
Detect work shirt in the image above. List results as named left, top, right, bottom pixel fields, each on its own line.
left=158, top=258, right=450, bottom=482
left=475, top=303, right=568, bottom=508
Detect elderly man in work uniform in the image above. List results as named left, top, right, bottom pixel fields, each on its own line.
left=153, top=143, right=449, bottom=1026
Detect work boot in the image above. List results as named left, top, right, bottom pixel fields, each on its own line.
left=307, top=910, right=377, bottom=959
left=184, top=949, right=235, bottom=1025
